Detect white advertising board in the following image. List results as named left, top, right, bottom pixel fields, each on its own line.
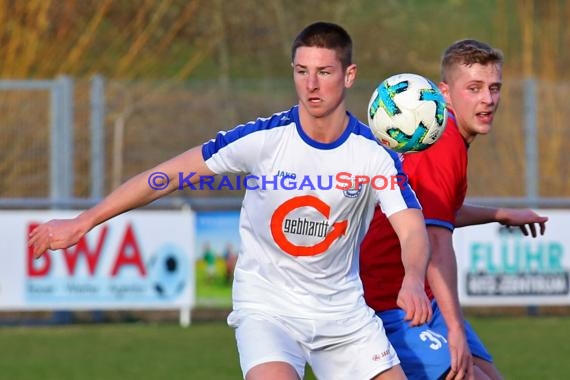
left=0, top=210, right=195, bottom=311
left=454, top=209, right=569, bottom=306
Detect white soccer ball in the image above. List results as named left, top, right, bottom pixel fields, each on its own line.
left=367, top=73, right=448, bottom=153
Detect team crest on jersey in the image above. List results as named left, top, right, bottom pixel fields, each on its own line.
left=343, top=176, right=363, bottom=198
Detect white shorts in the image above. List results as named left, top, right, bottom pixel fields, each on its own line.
left=228, top=309, right=400, bottom=379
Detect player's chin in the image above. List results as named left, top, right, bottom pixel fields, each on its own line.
left=477, top=125, right=492, bottom=135
left=306, top=107, right=330, bottom=119
left=301, top=101, right=325, bottom=115
left=473, top=121, right=492, bottom=135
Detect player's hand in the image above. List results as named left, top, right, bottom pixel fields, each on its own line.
left=497, top=208, right=548, bottom=237
left=396, top=275, right=432, bottom=326
left=445, top=328, right=473, bottom=380
left=28, top=218, right=86, bottom=259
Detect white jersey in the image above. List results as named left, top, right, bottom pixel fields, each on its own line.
left=203, top=105, right=419, bottom=320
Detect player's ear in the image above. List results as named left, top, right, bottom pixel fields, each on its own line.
left=439, top=81, right=451, bottom=103
left=344, top=64, right=357, bottom=87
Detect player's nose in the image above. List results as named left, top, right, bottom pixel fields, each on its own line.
left=481, top=88, right=494, bottom=104
left=307, top=72, right=319, bottom=91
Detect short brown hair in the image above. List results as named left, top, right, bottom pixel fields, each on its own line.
left=291, top=22, right=353, bottom=69
left=441, top=39, right=504, bottom=82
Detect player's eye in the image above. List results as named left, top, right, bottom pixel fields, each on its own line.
left=490, top=84, right=501, bottom=93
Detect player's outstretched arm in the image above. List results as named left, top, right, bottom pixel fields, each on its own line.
left=29, top=146, right=213, bottom=258
left=455, top=204, right=548, bottom=237
left=388, top=208, right=432, bottom=326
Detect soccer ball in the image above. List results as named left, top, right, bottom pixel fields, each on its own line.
left=367, top=73, right=448, bottom=153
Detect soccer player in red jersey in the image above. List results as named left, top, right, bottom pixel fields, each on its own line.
left=360, top=39, right=548, bottom=380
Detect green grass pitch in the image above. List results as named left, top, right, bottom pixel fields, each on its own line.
left=0, top=316, right=569, bottom=379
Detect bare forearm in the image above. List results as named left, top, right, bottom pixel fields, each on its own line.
left=29, top=146, right=211, bottom=258
left=456, top=204, right=548, bottom=239
left=392, top=210, right=430, bottom=283
left=427, top=227, right=464, bottom=331
left=77, top=169, right=174, bottom=231
left=428, top=252, right=464, bottom=330
left=389, top=208, right=432, bottom=325
left=401, top=235, right=429, bottom=284
left=455, top=204, right=499, bottom=227
left=78, top=146, right=209, bottom=233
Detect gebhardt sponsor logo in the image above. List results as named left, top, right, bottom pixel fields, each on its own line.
left=147, top=171, right=408, bottom=192
left=270, top=195, right=347, bottom=257
left=283, top=217, right=330, bottom=238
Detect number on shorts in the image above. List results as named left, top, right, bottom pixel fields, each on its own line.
left=419, top=329, right=448, bottom=350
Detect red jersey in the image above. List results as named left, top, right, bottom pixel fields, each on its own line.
left=360, top=110, right=468, bottom=311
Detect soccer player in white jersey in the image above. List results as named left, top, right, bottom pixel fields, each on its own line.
left=29, top=22, right=432, bottom=380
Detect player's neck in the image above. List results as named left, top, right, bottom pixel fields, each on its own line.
left=298, top=106, right=349, bottom=144
left=448, top=108, right=475, bottom=146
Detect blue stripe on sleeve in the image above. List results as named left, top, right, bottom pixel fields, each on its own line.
left=425, top=218, right=454, bottom=231
left=202, top=107, right=295, bottom=160
left=351, top=116, right=420, bottom=209
left=391, top=155, right=421, bottom=209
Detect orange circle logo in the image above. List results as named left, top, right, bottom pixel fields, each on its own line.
left=270, top=195, right=348, bottom=256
